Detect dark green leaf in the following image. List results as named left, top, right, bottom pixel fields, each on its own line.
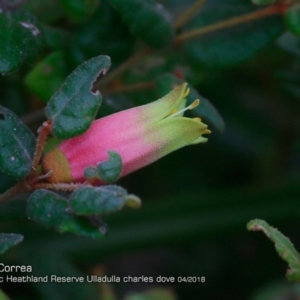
left=187, top=86, right=225, bottom=132
left=43, top=25, right=70, bottom=50
left=27, top=189, right=105, bottom=239
left=0, top=194, right=28, bottom=222
left=61, top=0, right=99, bottom=22
left=0, top=289, right=10, bottom=300
left=0, top=105, right=36, bottom=180
left=96, top=151, right=122, bottom=183
left=108, top=0, right=174, bottom=48
left=69, top=185, right=141, bottom=215
left=24, top=0, right=64, bottom=23
left=69, top=0, right=134, bottom=67
left=125, top=289, right=177, bottom=300
left=45, top=55, right=111, bottom=139
left=247, top=219, right=300, bottom=282
left=284, top=5, right=300, bottom=36
left=25, top=51, right=68, bottom=103
left=277, top=32, right=300, bottom=56
left=0, top=233, right=23, bottom=254
left=155, top=74, right=225, bottom=132
left=0, top=11, right=42, bottom=74
left=251, top=0, right=276, bottom=5
left=183, top=2, right=284, bottom=69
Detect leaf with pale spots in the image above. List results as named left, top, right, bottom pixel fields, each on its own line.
left=84, top=151, right=122, bottom=183
left=69, top=185, right=141, bottom=215
left=0, top=11, right=42, bottom=74
left=97, top=151, right=122, bottom=183
left=45, top=55, right=111, bottom=139
left=247, top=219, right=300, bottom=282
left=26, top=189, right=105, bottom=239
left=0, top=233, right=24, bottom=255
left=0, top=105, right=36, bottom=180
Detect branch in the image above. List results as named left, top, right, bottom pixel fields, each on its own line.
left=30, top=120, right=52, bottom=175
left=174, top=4, right=285, bottom=44
left=102, top=81, right=154, bottom=95
left=174, top=0, right=206, bottom=29
left=94, top=48, right=153, bottom=89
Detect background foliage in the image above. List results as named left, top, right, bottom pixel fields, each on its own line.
left=1, top=0, right=300, bottom=299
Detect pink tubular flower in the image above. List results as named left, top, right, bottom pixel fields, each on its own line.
left=42, top=83, right=211, bottom=184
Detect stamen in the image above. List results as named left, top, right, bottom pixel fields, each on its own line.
left=204, top=129, right=211, bottom=134
left=193, top=117, right=201, bottom=122
left=167, top=99, right=200, bottom=119
left=190, top=99, right=200, bottom=109
left=183, top=87, right=190, bottom=98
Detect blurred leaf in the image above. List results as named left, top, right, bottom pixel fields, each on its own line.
left=247, top=219, right=300, bottom=282
left=251, top=0, right=276, bottom=5
left=284, top=4, right=300, bottom=36
left=0, top=233, right=23, bottom=254
left=0, top=105, right=36, bottom=180
left=24, top=0, right=64, bottom=23
left=27, top=189, right=105, bottom=239
left=0, top=194, right=28, bottom=222
left=45, top=55, right=111, bottom=139
left=188, top=86, right=225, bottom=132
left=69, top=0, right=134, bottom=67
left=183, top=2, right=284, bottom=69
left=25, top=51, right=68, bottom=103
left=250, top=281, right=300, bottom=300
left=277, top=31, right=300, bottom=56
left=19, top=251, right=98, bottom=300
left=0, top=289, right=10, bottom=300
left=61, top=0, right=99, bottom=22
left=155, top=73, right=225, bottom=132
left=0, top=10, right=42, bottom=74
left=69, top=185, right=141, bottom=215
left=125, top=288, right=177, bottom=300
left=85, top=151, right=122, bottom=183
left=108, top=0, right=174, bottom=48
left=43, top=25, right=70, bottom=50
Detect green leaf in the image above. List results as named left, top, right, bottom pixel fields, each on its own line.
left=45, top=55, right=111, bottom=139
left=155, top=74, right=225, bottom=132
left=0, top=11, right=42, bottom=74
left=0, top=194, right=28, bottom=222
left=69, top=0, right=134, bottom=67
left=0, top=289, right=10, bottom=300
left=96, top=151, right=122, bottom=183
left=277, top=32, right=300, bottom=56
left=125, top=289, right=177, bottom=300
left=108, top=0, right=175, bottom=48
left=43, top=25, right=70, bottom=50
left=61, top=0, right=99, bottom=22
left=27, top=189, right=105, bottom=239
left=251, top=0, right=276, bottom=5
left=69, top=185, right=141, bottom=215
left=0, top=233, right=23, bottom=254
left=0, top=105, right=36, bottom=180
left=247, top=219, right=300, bottom=282
left=25, top=51, right=68, bottom=103
left=183, top=2, right=284, bottom=69
left=187, top=86, right=225, bottom=132
left=284, top=5, right=300, bottom=36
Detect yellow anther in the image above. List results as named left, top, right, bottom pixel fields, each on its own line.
left=204, top=129, right=211, bottom=134
left=189, top=99, right=200, bottom=110
left=183, top=87, right=190, bottom=98
left=193, top=117, right=201, bottom=122
left=167, top=98, right=200, bottom=119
